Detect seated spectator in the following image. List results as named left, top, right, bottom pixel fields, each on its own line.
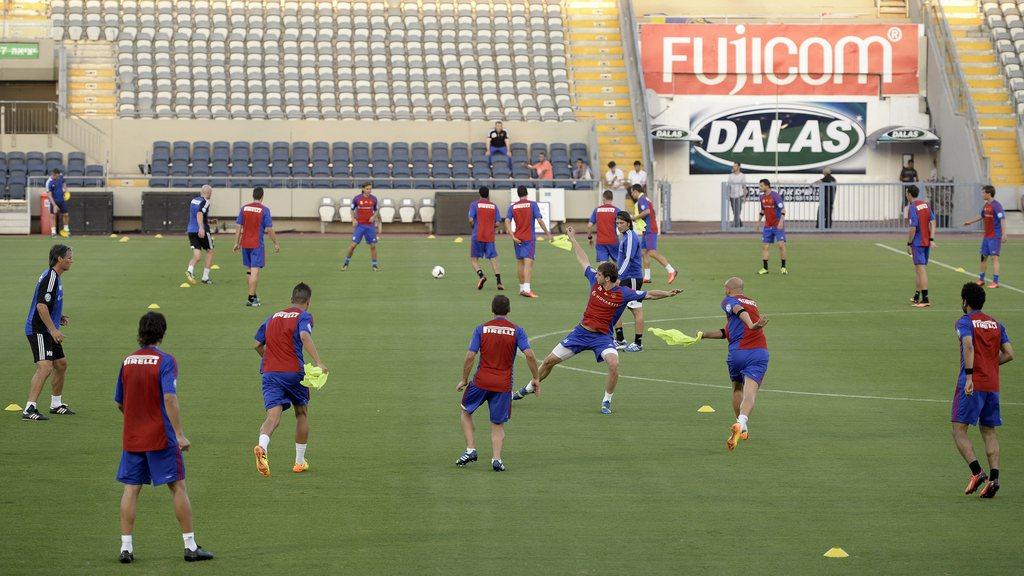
left=572, top=158, right=593, bottom=189
left=526, top=152, right=553, bottom=181
left=485, top=121, right=513, bottom=170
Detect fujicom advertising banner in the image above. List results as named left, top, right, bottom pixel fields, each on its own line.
left=641, top=24, right=921, bottom=96
left=689, top=101, right=867, bottom=174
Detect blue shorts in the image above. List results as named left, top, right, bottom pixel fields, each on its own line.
left=117, top=444, right=185, bottom=486
left=595, top=243, right=617, bottom=262
left=242, top=246, right=265, bottom=268
left=952, top=387, right=1001, bottom=427
left=514, top=240, right=536, bottom=260
left=555, top=324, right=617, bottom=363
left=51, top=200, right=67, bottom=213
left=471, top=239, right=498, bottom=259
left=641, top=232, right=658, bottom=251
left=262, top=371, right=310, bottom=411
left=761, top=227, right=786, bottom=244
left=352, top=223, right=378, bottom=245
left=911, top=246, right=929, bottom=266
left=981, top=238, right=1001, bottom=257
left=461, top=383, right=512, bottom=424
left=727, top=348, right=770, bottom=385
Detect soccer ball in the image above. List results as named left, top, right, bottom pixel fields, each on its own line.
left=431, top=266, right=445, bottom=279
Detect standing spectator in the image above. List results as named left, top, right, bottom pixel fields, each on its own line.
left=525, top=152, right=553, bottom=182
left=485, top=121, right=513, bottom=171
left=572, top=158, right=592, bottom=189
left=604, top=161, right=626, bottom=207
left=627, top=161, right=647, bottom=193
left=815, top=167, right=837, bottom=229
left=727, top=162, right=746, bottom=228
left=900, top=159, right=919, bottom=189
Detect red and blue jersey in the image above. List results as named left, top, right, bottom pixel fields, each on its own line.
left=469, top=198, right=499, bottom=242
left=981, top=200, right=1004, bottom=239
left=236, top=201, right=273, bottom=248
left=760, top=192, right=784, bottom=228
left=507, top=198, right=542, bottom=242
left=722, top=294, right=767, bottom=351
left=636, top=194, right=658, bottom=234
left=589, top=202, right=618, bottom=245
left=468, top=317, right=531, bottom=392
left=353, top=193, right=379, bottom=225
left=580, top=266, right=646, bottom=333
left=255, top=306, right=314, bottom=374
left=956, top=312, right=1009, bottom=392
left=25, top=267, right=62, bottom=336
left=115, top=347, right=178, bottom=452
left=908, top=199, right=934, bottom=247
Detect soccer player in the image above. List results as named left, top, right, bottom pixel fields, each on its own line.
left=906, top=185, right=936, bottom=307
left=695, top=277, right=770, bottom=451
left=613, top=211, right=646, bottom=352
left=757, top=179, right=787, bottom=275
left=252, top=283, right=328, bottom=477
left=963, top=185, right=1006, bottom=289
left=468, top=186, right=504, bottom=290
left=629, top=184, right=677, bottom=284
left=115, top=311, right=214, bottom=563
left=505, top=185, right=550, bottom=298
left=22, top=244, right=75, bottom=421
left=185, top=185, right=215, bottom=285
left=952, top=282, right=1013, bottom=498
left=587, top=189, right=618, bottom=262
left=514, top=226, right=681, bottom=414
left=233, top=186, right=280, bottom=307
left=455, top=295, right=540, bottom=472
left=46, top=168, right=70, bottom=238
left=342, top=182, right=381, bottom=271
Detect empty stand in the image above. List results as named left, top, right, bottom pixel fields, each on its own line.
left=0, top=151, right=107, bottom=200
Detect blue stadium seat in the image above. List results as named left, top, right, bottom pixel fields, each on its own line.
left=513, top=163, right=531, bottom=179
left=231, top=141, right=251, bottom=162
left=392, top=142, right=410, bottom=164
left=152, top=141, right=171, bottom=162
left=371, top=162, right=390, bottom=178
left=372, top=178, right=392, bottom=189
left=510, top=143, right=528, bottom=161
left=312, top=141, right=330, bottom=162
left=549, top=143, right=569, bottom=164
left=351, top=159, right=371, bottom=178
left=470, top=142, right=487, bottom=157
left=192, top=142, right=211, bottom=166
left=569, top=143, right=589, bottom=162
left=272, top=141, right=291, bottom=163
left=190, top=163, right=210, bottom=186
left=10, top=181, right=27, bottom=199
left=371, top=141, right=389, bottom=163
left=411, top=142, right=429, bottom=162
left=431, top=162, right=452, bottom=179
left=7, top=152, right=26, bottom=171
left=413, top=179, right=435, bottom=190
left=293, top=142, right=311, bottom=164
left=212, top=141, right=230, bottom=162
left=451, top=160, right=470, bottom=180
left=172, top=141, right=190, bottom=163
left=252, top=142, right=271, bottom=163
left=451, top=143, right=469, bottom=162
left=529, top=144, right=548, bottom=163
left=412, top=160, right=431, bottom=178
left=352, top=142, right=370, bottom=161
left=430, top=142, right=450, bottom=163
left=331, top=142, right=350, bottom=165
left=492, top=163, right=511, bottom=178
left=471, top=163, right=491, bottom=178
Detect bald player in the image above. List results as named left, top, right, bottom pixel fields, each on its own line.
left=186, top=185, right=216, bottom=285
left=696, top=277, right=770, bottom=451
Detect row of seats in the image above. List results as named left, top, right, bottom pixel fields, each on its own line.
left=320, top=196, right=434, bottom=224
left=51, top=0, right=574, bottom=122
left=985, top=2, right=1024, bottom=114
left=0, top=151, right=106, bottom=200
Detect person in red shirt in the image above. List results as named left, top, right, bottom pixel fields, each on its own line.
left=906, top=185, right=936, bottom=307
left=342, top=182, right=382, bottom=271
left=756, top=179, right=787, bottom=276
left=587, top=190, right=619, bottom=262
left=952, top=282, right=1013, bottom=498
left=468, top=186, right=504, bottom=290
left=115, top=312, right=213, bottom=564
left=630, top=184, right=677, bottom=284
left=504, top=186, right=550, bottom=298
left=233, top=187, right=281, bottom=307
left=525, top=151, right=554, bottom=182
left=455, top=295, right=539, bottom=471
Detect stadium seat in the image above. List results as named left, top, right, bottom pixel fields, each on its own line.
left=398, top=198, right=416, bottom=222
left=419, top=197, right=435, bottom=222
left=337, top=197, right=353, bottom=222
left=378, top=197, right=396, bottom=223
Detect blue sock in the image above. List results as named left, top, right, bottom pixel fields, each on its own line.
left=343, top=257, right=350, bottom=265
left=994, top=275, right=999, bottom=283
left=980, top=273, right=985, bottom=281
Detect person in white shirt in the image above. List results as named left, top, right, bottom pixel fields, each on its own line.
left=627, top=161, right=647, bottom=193
left=727, top=162, right=746, bottom=228
left=604, top=161, right=626, bottom=207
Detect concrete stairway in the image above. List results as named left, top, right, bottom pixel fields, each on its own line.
left=65, top=41, right=116, bottom=119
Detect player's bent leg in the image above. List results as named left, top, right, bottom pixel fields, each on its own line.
left=731, top=381, right=743, bottom=417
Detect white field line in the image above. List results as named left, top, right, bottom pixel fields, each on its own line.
left=875, top=243, right=1024, bottom=295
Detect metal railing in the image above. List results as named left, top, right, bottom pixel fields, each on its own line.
left=0, top=100, right=58, bottom=135
left=720, top=181, right=982, bottom=232
left=57, top=112, right=108, bottom=165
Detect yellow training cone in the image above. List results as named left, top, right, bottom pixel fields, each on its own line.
left=823, top=547, right=849, bottom=558
left=179, top=283, right=191, bottom=288
left=147, top=303, right=161, bottom=309
left=119, top=236, right=129, bottom=243
left=211, top=264, right=221, bottom=270
left=154, top=233, right=164, bottom=238
left=697, top=405, right=715, bottom=413
left=537, top=236, right=545, bottom=242
left=955, top=267, right=966, bottom=273
left=109, top=233, right=118, bottom=238
left=5, top=403, right=23, bottom=412
left=427, top=234, right=436, bottom=239
left=454, top=236, right=464, bottom=243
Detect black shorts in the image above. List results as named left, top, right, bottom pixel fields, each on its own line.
left=27, top=332, right=65, bottom=363
left=621, top=277, right=644, bottom=290
left=188, top=232, right=214, bottom=251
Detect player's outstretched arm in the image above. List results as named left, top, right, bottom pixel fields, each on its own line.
left=456, top=351, right=476, bottom=391
left=645, top=288, right=683, bottom=301
left=163, top=393, right=190, bottom=451
left=963, top=215, right=981, bottom=226
left=523, top=349, right=541, bottom=396
left=999, top=342, right=1015, bottom=365
left=299, top=331, right=327, bottom=373
left=699, top=328, right=726, bottom=340
left=564, top=225, right=590, bottom=269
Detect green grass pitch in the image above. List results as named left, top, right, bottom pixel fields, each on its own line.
left=1, top=233, right=1022, bottom=575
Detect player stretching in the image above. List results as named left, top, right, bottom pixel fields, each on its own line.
left=952, top=282, right=1013, bottom=498
left=613, top=211, right=646, bottom=352
left=185, top=185, right=215, bottom=285
left=233, top=186, right=280, bottom=307
left=757, top=179, right=787, bottom=275
left=506, top=185, right=550, bottom=297
left=630, top=185, right=677, bottom=284
left=468, top=186, right=504, bottom=290
left=906, top=185, right=936, bottom=307
left=342, top=182, right=381, bottom=271
left=514, top=226, right=681, bottom=414
left=115, top=311, right=213, bottom=563
left=696, top=277, right=769, bottom=451
left=22, top=244, right=75, bottom=421
left=252, top=283, right=328, bottom=477
left=963, top=185, right=1006, bottom=289
left=588, top=189, right=618, bottom=262
left=455, top=295, right=540, bottom=471
left=46, top=169, right=70, bottom=237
